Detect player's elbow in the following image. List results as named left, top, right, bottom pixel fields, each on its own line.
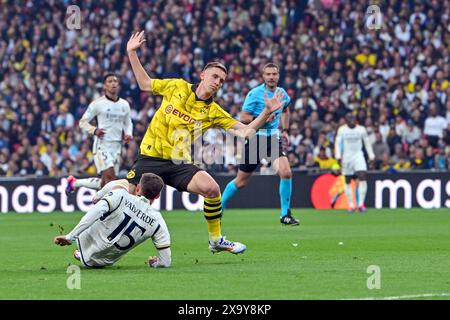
left=79, top=119, right=88, bottom=130
left=137, top=79, right=152, bottom=92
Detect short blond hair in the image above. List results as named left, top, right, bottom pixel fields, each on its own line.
left=203, top=61, right=228, bottom=75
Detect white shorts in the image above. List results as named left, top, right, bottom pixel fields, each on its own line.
left=93, top=141, right=122, bottom=175
left=76, top=233, right=119, bottom=267
left=341, top=154, right=367, bottom=176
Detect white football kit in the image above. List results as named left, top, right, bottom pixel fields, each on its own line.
left=335, top=124, right=375, bottom=176
left=79, top=96, right=133, bottom=175
left=65, top=189, right=170, bottom=267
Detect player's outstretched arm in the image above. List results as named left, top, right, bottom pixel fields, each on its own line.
left=127, top=31, right=152, bottom=92
left=228, top=89, right=286, bottom=139
left=148, top=247, right=171, bottom=268
left=57, top=200, right=111, bottom=244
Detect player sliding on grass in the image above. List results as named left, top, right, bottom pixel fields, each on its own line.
left=54, top=173, right=171, bottom=268
left=126, top=31, right=286, bottom=255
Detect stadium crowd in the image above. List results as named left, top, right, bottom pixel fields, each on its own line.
left=0, top=0, right=449, bottom=178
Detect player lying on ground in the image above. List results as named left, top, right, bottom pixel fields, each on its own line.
left=54, top=173, right=171, bottom=268
left=125, top=31, right=286, bottom=255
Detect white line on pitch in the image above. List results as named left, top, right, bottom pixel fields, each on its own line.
left=344, top=293, right=450, bottom=300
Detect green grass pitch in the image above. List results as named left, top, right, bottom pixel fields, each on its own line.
left=1, top=208, right=449, bottom=300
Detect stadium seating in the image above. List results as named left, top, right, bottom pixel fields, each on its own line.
left=0, top=0, right=449, bottom=177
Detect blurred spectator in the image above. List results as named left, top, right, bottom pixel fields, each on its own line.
left=386, top=126, right=403, bottom=154
left=372, top=132, right=390, bottom=170
left=424, top=104, right=447, bottom=147
left=393, top=155, right=411, bottom=171
left=410, top=148, right=427, bottom=170
left=402, top=120, right=422, bottom=145
left=434, top=147, right=447, bottom=170
left=314, top=146, right=338, bottom=169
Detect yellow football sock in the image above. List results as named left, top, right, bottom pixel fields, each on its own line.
left=204, top=195, right=222, bottom=241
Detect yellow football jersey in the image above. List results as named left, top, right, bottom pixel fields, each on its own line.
left=140, top=78, right=238, bottom=162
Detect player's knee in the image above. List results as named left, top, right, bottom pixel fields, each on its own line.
left=203, top=183, right=221, bottom=199
left=102, top=169, right=116, bottom=185
left=234, top=178, right=248, bottom=189
left=279, top=168, right=292, bottom=179
left=357, top=172, right=367, bottom=181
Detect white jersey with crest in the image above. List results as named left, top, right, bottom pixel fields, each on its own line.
left=334, top=124, right=375, bottom=162
left=79, top=96, right=133, bottom=145
left=66, top=189, right=170, bottom=267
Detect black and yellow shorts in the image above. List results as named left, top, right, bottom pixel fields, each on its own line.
left=126, top=154, right=203, bottom=192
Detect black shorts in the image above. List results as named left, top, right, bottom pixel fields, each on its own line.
left=126, top=155, right=203, bottom=192
left=239, top=134, right=286, bottom=173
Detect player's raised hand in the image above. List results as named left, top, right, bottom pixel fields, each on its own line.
left=264, top=89, right=286, bottom=114
left=127, top=31, right=146, bottom=52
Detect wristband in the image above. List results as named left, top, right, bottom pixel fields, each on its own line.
left=282, top=128, right=289, bottom=134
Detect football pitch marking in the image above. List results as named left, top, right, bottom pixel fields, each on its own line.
left=346, top=293, right=450, bottom=300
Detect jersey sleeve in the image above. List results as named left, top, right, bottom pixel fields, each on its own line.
left=151, top=78, right=182, bottom=97
left=79, top=102, right=99, bottom=135
left=242, top=90, right=257, bottom=115
left=211, top=104, right=238, bottom=130
left=65, top=200, right=109, bottom=241
left=282, top=91, right=291, bottom=111
left=153, top=219, right=171, bottom=249
left=93, top=179, right=129, bottom=203
left=123, top=101, right=133, bottom=136
left=334, top=127, right=343, bottom=160
left=361, top=127, right=375, bottom=160
left=101, top=189, right=126, bottom=214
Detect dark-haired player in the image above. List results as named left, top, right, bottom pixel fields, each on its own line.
left=66, top=73, right=133, bottom=193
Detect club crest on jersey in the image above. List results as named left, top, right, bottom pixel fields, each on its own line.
left=127, top=169, right=136, bottom=179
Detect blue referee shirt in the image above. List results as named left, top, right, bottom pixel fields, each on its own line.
left=242, top=83, right=291, bottom=136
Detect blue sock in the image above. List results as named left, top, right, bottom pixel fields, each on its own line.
left=222, top=179, right=238, bottom=211
left=279, top=178, right=292, bottom=217
left=355, top=186, right=359, bottom=207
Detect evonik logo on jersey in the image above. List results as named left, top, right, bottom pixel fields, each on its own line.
left=165, top=105, right=202, bottom=126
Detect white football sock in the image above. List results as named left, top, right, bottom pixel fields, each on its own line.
left=357, top=180, right=367, bottom=207
left=345, top=184, right=354, bottom=208
left=74, top=177, right=102, bottom=190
